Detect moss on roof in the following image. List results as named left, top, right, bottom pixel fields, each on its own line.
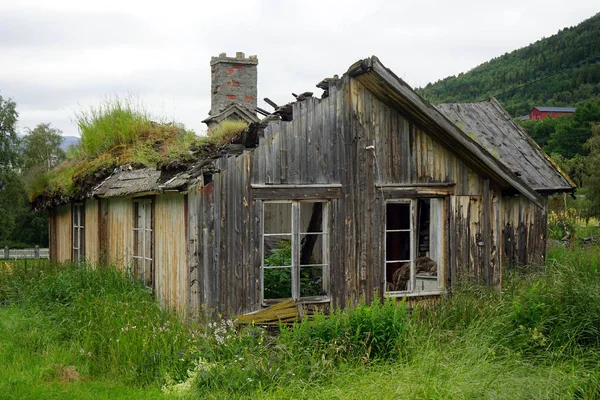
left=29, top=102, right=249, bottom=209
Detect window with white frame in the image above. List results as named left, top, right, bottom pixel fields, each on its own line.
left=262, top=201, right=329, bottom=302
left=72, top=203, right=85, bottom=263
left=385, top=198, right=444, bottom=295
left=133, top=199, right=154, bottom=289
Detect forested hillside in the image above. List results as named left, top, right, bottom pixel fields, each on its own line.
left=419, top=13, right=600, bottom=117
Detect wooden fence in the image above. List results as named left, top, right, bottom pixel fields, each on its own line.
left=2, top=247, right=50, bottom=260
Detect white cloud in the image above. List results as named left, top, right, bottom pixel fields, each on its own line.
left=0, top=0, right=597, bottom=137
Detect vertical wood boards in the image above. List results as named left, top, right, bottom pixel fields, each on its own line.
left=106, top=198, right=133, bottom=269
left=54, top=204, right=72, bottom=263
left=155, top=193, right=188, bottom=313
left=84, top=199, right=100, bottom=264
left=500, top=196, right=547, bottom=269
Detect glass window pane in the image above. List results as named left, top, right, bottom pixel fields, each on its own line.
left=300, top=233, right=323, bottom=265
left=386, top=231, right=410, bottom=261
left=300, top=266, right=326, bottom=297
left=264, top=268, right=292, bottom=299
left=264, top=235, right=292, bottom=267
left=386, top=262, right=410, bottom=292
left=386, top=203, right=410, bottom=230
left=300, top=202, right=323, bottom=233
left=264, top=203, right=292, bottom=234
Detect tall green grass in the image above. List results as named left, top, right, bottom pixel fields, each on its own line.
left=74, top=98, right=151, bottom=159
left=1, top=245, right=600, bottom=398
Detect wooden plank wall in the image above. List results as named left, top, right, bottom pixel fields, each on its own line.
left=191, top=151, right=257, bottom=318
left=155, top=193, right=188, bottom=313
left=106, top=197, right=133, bottom=269
left=54, top=204, right=72, bottom=263
left=85, top=199, right=100, bottom=264
left=500, top=195, right=547, bottom=269
left=349, top=77, right=504, bottom=298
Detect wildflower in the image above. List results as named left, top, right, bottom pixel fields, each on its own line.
left=247, top=378, right=253, bottom=382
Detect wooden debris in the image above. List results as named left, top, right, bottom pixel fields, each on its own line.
left=263, top=97, right=279, bottom=109
left=235, top=299, right=323, bottom=325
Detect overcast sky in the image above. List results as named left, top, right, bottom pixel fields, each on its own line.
left=1, top=0, right=598, bottom=137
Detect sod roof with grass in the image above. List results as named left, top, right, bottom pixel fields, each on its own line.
left=30, top=100, right=254, bottom=210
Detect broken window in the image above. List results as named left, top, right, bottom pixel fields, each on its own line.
left=262, top=201, right=329, bottom=302
left=385, top=198, right=444, bottom=295
left=133, top=199, right=154, bottom=289
left=72, top=203, right=85, bottom=263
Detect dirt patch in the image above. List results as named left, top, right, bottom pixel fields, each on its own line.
left=44, top=365, right=82, bottom=383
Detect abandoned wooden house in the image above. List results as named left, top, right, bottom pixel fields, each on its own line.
left=46, top=53, right=575, bottom=317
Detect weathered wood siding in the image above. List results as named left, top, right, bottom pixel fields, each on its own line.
left=54, top=204, right=72, bottom=263
left=500, top=195, right=547, bottom=269
left=155, top=193, right=188, bottom=313
left=190, top=151, right=257, bottom=317
left=85, top=199, right=100, bottom=264
left=106, top=198, right=133, bottom=269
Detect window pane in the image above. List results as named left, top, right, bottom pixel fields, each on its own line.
left=417, top=199, right=431, bottom=257
left=264, top=235, right=292, bottom=267
left=415, top=256, right=438, bottom=291
left=264, top=203, right=292, bottom=234
left=386, top=231, right=410, bottom=261
left=133, top=257, right=142, bottom=278
left=300, top=266, right=327, bottom=297
left=386, top=203, right=410, bottom=230
left=386, top=262, right=410, bottom=292
left=300, top=202, right=323, bottom=233
left=145, top=203, right=152, bottom=231
left=300, top=233, right=324, bottom=265
left=264, top=268, right=292, bottom=299
left=144, top=259, right=153, bottom=288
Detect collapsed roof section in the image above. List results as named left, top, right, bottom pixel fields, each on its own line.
left=39, top=55, right=574, bottom=210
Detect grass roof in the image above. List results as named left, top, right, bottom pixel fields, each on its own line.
left=29, top=99, right=248, bottom=207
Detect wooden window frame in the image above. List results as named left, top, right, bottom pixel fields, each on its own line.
left=261, top=200, right=330, bottom=304
left=72, top=203, right=85, bottom=263
left=384, top=197, right=445, bottom=297
left=132, top=198, right=154, bottom=290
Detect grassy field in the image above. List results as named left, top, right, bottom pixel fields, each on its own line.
left=1, top=246, right=599, bottom=399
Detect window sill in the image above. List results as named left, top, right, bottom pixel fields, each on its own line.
left=384, top=290, right=444, bottom=298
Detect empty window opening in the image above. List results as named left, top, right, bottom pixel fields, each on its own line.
left=385, top=198, right=443, bottom=294
left=262, top=201, right=329, bottom=302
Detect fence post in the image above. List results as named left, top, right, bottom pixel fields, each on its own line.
left=3, top=246, right=8, bottom=260
left=35, top=245, right=40, bottom=259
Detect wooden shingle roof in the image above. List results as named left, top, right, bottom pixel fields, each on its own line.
left=436, top=100, right=575, bottom=193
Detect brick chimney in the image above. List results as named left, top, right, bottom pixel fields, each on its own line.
left=208, top=52, right=258, bottom=120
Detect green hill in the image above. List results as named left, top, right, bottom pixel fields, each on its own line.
left=418, top=13, right=600, bottom=117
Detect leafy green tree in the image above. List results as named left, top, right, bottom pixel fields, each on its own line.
left=0, top=94, right=25, bottom=243
left=22, top=123, right=65, bottom=172
left=584, top=123, right=600, bottom=216
left=545, top=100, right=600, bottom=157
left=0, top=94, right=20, bottom=173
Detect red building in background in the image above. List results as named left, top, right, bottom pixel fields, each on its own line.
left=529, top=106, right=576, bottom=120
